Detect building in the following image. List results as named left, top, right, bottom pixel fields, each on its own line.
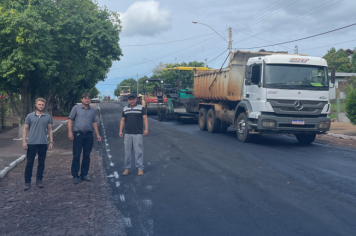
left=329, top=72, right=356, bottom=100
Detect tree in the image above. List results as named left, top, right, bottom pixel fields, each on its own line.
left=0, top=0, right=122, bottom=137
left=114, top=78, right=137, bottom=96
left=323, top=47, right=354, bottom=72
left=346, top=88, right=356, bottom=125
left=151, top=61, right=206, bottom=89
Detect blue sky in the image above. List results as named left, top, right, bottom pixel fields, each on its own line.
left=96, top=0, right=356, bottom=98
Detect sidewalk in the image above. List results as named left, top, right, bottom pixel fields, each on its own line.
left=0, top=123, right=126, bottom=236
left=329, top=122, right=356, bottom=136
left=0, top=118, right=67, bottom=176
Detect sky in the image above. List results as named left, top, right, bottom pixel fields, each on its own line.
left=96, top=0, right=356, bottom=98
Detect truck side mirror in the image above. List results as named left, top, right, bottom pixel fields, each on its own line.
left=330, top=68, right=335, bottom=84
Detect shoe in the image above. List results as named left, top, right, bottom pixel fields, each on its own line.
left=138, top=169, right=144, bottom=176
left=122, top=169, right=130, bottom=176
left=36, top=179, right=43, bottom=188
left=73, top=177, right=79, bottom=184
left=24, top=183, right=31, bottom=191
left=81, top=175, right=91, bottom=182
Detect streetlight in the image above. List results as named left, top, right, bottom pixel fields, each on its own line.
left=192, top=21, right=228, bottom=43
left=192, top=21, right=233, bottom=61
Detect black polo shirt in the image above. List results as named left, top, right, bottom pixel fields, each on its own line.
left=122, top=104, right=147, bottom=134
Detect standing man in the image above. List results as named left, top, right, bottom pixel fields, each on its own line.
left=119, top=94, right=148, bottom=176
left=108, top=95, right=111, bottom=102
left=22, top=98, right=53, bottom=191
left=68, top=93, right=102, bottom=184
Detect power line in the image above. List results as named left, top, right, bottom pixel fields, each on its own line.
left=120, top=30, right=227, bottom=47
left=234, top=0, right=340, bottom=45
left=237, top=23, right=356, bottom=50
left=232, top=0, right=298, bottom=35
left=208, top=49, right=229, bottom=64
left=299, top=39, right=356, bottom=52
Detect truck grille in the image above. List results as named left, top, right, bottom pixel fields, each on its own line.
left=267, top=99, right=327, bottom=116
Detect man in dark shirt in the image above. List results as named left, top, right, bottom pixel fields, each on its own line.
left=68, top=93, right=102, bottom=184
left=22, top=98, right=53, bottom=190
left=119, top=94, right=148, bottom=176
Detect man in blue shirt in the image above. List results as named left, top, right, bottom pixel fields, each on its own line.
left=68, top=93, right=102, bottom=184
left=22, top=98, right=53, bottom=190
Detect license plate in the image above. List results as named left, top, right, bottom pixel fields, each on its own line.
left=292, top=120, right=305, bottom=125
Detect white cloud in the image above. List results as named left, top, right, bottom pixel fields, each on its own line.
left=120, top=1, right=172, bottom=37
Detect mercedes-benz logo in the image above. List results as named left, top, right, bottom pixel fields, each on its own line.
left=294, top=101, right=304, bottom=110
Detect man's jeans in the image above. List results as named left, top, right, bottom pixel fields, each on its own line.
left=71, top=131, right=93, bottom=177
left=124, top=134, right=144, bottom=170
left=25, top=144, right=48, bottom=183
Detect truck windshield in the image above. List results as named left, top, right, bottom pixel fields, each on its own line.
left=264, top=64, right=328, bottom=90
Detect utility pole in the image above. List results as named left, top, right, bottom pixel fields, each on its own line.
left=205, top=58, right=207, bottom=67
left=295, top=45, right=298, bottom=54
left=228, top=27, right=233, bottom=61
left=137, top=74, right=139, bottom=95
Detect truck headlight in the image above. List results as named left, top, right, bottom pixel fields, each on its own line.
left=318, top=121, right=330, bottom=129
left=262, top=119, right=276, bottom=128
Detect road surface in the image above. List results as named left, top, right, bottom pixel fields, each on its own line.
left=98, top=102, right=356, bottom=236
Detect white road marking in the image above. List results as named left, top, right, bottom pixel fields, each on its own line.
left=120, top=194, right=125, bottom=202
left=123, top=217, right=132, bottom=228
left=110, top=162, right=114, bottom=166
left=107, top=174, right=114, bottom=178
left=116, top=181, right=120, bottom=187
left=114, top=171, right=119, bottom=179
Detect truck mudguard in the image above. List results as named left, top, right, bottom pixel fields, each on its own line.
left=233, top=100, right=253, bottom=127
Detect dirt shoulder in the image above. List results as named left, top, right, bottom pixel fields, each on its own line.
left=0, top=124, right=126, bottom=236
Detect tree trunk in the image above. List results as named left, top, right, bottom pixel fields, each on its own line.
left=6, top=77, right=33, bottom=138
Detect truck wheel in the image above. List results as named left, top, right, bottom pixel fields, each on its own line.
left=220, top=122, right=229, bottom=133
left=199, top=108, right=208, bottom=131
left=236, top=113, right=252, bottom=142
left=207, top=109, right=221, bottom=133
left=295, top=134, right=316, bottom=145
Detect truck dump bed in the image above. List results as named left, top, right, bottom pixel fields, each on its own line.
left=193, top=50, right=287, bottom=101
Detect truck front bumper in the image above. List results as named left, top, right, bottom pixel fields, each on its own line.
left=256, top=114, right=330, bottom=134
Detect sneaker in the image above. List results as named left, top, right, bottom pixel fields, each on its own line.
left=122, top=169, right=130, bottom=176
left=36, top=179, right=43, bottom=188
left=24, top=183, right=31, bottom=191
left=73, top=177, right=79, bottom=184
left=81, top=175, right=91, bottom=182
left=138, top=169, right=144, bottom=176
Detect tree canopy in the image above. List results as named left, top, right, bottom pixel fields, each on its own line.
left=323, top=47, right=355, bottom=72
left=0, top=0, right=122, bottom=137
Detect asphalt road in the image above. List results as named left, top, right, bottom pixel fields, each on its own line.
left=98, top=102, right=356, bottom=236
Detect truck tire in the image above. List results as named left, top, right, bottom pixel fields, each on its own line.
left=220, top=122, right=229, bottom=133
left=236, top=113, right=252, bottom=142
left=199, top=108, right=208, bottom=131
left=295, top=133, right=316, bottom=145
left=207, top=109, right=221, bottom=133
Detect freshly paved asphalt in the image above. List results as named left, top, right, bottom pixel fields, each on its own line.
left=98, top=102, right=356, bottom=236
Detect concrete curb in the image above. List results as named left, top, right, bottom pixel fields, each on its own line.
left=0, top=123, right=66, bottom=179
left=326, top=133, right=356, bottom=140
left=0, top=155, right=26, bottom=178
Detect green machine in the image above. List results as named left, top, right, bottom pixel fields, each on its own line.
left=160, top=67, right=212, bottom=122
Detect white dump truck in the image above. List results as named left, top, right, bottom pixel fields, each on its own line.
left=194, top=50, right=335, bottom=144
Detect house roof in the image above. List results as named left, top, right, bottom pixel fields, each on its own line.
left=345, top=49, right=354, bottom=56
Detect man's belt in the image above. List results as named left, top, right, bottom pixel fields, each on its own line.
left=74, top=131, right=93, bottom=134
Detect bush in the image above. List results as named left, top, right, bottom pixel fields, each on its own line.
left=346, top=88, right=356, bottom=125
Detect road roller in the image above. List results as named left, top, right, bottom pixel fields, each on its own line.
left=142, top=79, right=167, bottom=116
